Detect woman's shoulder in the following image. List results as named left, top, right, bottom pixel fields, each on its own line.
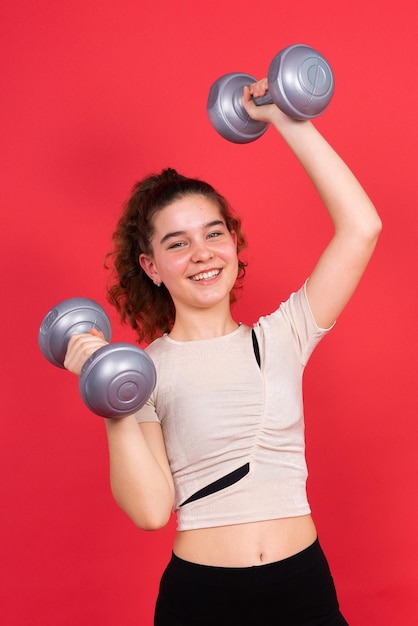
left=144, top=335, right=169, bottom=357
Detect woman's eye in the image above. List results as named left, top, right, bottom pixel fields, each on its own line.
left=207, top=231, right=222, bottom=239
left=168, top=241, right=185, bottom=249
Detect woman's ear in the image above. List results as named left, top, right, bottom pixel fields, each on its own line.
left=139, top=254, right=161, bottom=286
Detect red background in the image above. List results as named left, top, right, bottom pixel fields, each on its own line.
left=1, top=1, right=417, bottom=624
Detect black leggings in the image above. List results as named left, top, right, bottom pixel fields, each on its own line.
left=154, top=538, right=349, bottom=625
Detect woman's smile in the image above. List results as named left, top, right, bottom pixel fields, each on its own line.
left=189, top=268, right=221, bottom=282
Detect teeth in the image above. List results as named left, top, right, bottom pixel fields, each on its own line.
left=191, top=269, right=220, bottom=281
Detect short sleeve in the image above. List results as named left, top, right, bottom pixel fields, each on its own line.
left=282, top=280, right=335, bottom=365
left=135, top=392, right=161, bottom=423
left=256, top=281, right=335, bottom=368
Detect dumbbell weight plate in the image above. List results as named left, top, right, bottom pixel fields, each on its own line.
left=79, top=343, right=156, bottom=418
left=267, top=44, right=334, bottom=120
left=207, top=72, right=269, bottom=144
left=38, top=297, right=112, bottom=368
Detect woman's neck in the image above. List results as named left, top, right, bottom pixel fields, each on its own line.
left=169, top=305, right=239, bottom=341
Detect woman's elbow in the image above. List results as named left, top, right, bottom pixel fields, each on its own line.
left=112, top=492, right=173, bottom=531
left=133, top=508, right=173, bottom=531
left=371, top=211, right=383, bottom=240
left=364, top=199, right=383, bottom=239
left=355, top=207, right=382, bottom=248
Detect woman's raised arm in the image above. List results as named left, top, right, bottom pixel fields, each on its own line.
left=243, top=81, right=382, bottom=328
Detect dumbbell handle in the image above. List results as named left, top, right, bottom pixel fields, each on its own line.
left=251, top=92, right=274, bottom=107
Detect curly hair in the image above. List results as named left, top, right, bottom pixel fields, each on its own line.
left=106, top=168, right=247, bottom=343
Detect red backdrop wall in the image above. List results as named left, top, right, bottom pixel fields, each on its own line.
left=1, top=1, right=417, bottom=624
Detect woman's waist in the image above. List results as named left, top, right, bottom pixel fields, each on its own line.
left=173, top=514, right=317, bottom=567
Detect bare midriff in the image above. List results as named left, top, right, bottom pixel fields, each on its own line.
left=173, top=514, right=317, bottom=567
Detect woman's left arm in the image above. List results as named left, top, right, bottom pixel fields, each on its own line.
left=243, top=82, right=382, bottom=328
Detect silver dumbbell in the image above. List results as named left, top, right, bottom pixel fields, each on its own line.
left=38, top=297, right=156, bottom=418
left=207, top=44, right=334, bottom=143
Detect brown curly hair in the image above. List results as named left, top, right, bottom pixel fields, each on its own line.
left=106, top=168, right=247, bottom=344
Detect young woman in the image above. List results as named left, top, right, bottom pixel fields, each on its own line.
left=64, top=80, right=382, bottom=624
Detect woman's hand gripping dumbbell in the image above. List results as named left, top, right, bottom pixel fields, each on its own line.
left=207, top=43, right=334, bottom=143
left=38, top=297, right=156, bottom=418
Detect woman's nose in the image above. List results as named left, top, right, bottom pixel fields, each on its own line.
left=190, top=240, right=213, bottom=262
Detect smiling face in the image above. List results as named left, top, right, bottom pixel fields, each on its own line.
left=139, top=194, right=239, bottom=318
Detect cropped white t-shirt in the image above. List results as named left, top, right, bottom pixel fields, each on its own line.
left=136, top=282, right=332, bottom=531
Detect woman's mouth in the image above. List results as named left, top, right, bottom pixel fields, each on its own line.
left=190, top=269, right=221, bottom=281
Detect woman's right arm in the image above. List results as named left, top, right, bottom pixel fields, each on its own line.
left=105, top=417, right=175, bottom=530
left=64, top=332, right=175, bottom=530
